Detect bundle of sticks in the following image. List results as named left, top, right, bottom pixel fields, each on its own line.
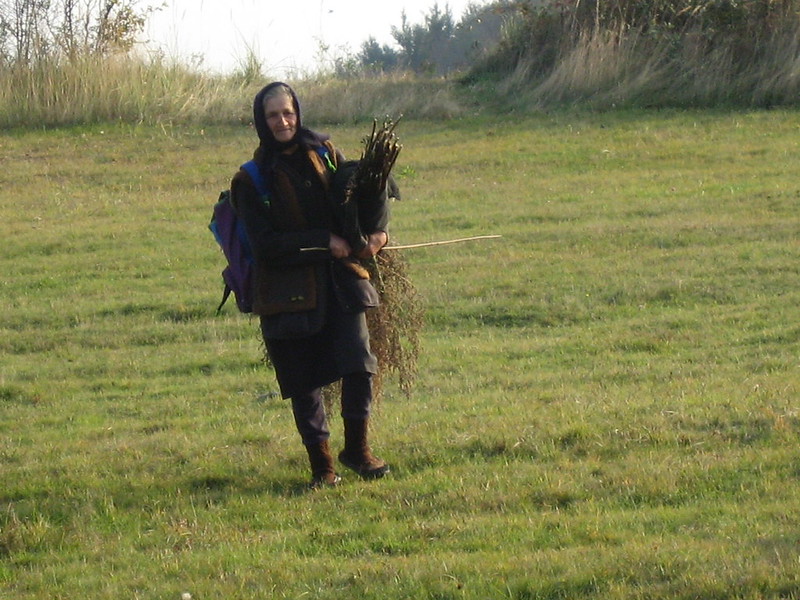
left=336, top=116, right=402, bottom=253
left=352, top=116, right=402, bottom=202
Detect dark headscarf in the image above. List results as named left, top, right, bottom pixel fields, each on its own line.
left=252, top=82, right=329, bottom=161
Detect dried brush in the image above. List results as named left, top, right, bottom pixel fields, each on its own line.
left=364, top=249, right=423, bottom=400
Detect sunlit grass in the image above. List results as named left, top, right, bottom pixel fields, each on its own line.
left=1, top=109, right=799, bottom=599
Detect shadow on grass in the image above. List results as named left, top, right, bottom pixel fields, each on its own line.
left=186, top=473, right=312, bottom=499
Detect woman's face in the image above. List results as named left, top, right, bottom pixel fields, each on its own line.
left=263, top=94, right=298, bottom=143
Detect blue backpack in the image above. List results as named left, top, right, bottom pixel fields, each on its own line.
left=209, top=160, right=265, bottom=314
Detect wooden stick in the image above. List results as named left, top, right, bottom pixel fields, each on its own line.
left=383, top=235, right=502, bottom=250
left=299, top=235, right=502, bottom=253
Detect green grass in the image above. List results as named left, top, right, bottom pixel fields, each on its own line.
left=2, top=108, right=799, bottom=599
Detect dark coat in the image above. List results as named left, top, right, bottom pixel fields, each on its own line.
left=232, top=142, right=338, bottom=319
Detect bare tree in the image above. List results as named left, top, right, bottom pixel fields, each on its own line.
left=0, top=0, right=51, bottom=63
left=0, top=0, right=154, bottom=64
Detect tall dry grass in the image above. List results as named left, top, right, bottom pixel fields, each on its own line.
left=496, top=23, right=800, bottom=109
left=4, top=0, right=799, bottom=127
left=0, top=53, right=466, bottom=128
left=476, top=0, right=800, bottom=110
left=290, top=73, right=466, bottom=124
left=0, top=54, right=256, bottom=128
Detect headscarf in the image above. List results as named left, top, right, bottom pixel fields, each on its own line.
left=252, top=82, right=329, bottom=161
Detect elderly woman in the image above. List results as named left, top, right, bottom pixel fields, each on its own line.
left=230, top=82, right=390, bottom=489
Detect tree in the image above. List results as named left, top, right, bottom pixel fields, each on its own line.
left=0, top=0, right=155, bottom=65
left=363, top=2, right=506, bottom=76
left=0, top=0, right=50, bottom=64
left=357, top=36, right=400, bottom=73
left=392, top=3, right=456, bottom=74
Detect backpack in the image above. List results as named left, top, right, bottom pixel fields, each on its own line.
left=209, top=146, right=337, bottom=314
left=209, top=160, right=265, bottom=314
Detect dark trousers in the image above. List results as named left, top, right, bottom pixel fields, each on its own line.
left=291, top=372, right=372, bottom=446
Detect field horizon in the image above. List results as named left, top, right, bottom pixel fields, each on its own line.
left=2, top=107, right=799, bottom=599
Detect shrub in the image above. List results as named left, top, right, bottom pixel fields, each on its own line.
left=468, top=0, right=800, bottom=108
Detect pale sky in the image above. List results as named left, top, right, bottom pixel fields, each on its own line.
left=144, top=0, right=485, bottom=76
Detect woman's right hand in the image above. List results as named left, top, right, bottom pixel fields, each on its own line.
left=329, top=233, right=352, bottom=259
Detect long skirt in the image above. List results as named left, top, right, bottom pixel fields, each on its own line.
left=262, top=298, right=377, bottom=399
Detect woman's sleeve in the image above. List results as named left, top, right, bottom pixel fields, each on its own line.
left=359, top=179, right=391, bottom=234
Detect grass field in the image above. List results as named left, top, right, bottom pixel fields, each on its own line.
left=2, top=108, right=799, bottom=599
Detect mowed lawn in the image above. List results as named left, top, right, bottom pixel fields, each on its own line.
left=1, top=108, right=799, bottom=599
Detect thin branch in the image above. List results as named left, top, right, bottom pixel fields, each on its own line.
left=383, top=235, right=502, bottom=250
left=299, top=234, right=502, bottom=253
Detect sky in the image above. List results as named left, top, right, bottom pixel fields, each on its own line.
left=144, top=0, right=483, bottom=77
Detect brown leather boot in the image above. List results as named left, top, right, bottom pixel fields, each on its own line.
left=338, top=418, right=390, bottom=479
left=305, top=440, right=341, bottom=489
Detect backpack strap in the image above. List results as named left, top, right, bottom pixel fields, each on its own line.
left=318, top=142, right=338, bottom=172
left=216, top=285, right=233, bottom=315
left=240, top=160, right=268, bottom=197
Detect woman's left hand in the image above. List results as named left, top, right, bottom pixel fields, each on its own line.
left=357, top=231, right=388, bottom=259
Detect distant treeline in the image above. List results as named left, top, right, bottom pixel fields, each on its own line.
left=350, top=0, right=800, bottom=108
left=1, top=0, right=798, bottom=127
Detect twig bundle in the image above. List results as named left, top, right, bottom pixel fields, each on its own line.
left=338, top=116, right=403, bottom=252
left=350, top=116, right=402, bottom=204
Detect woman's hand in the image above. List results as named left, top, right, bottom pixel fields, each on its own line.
left=329, top=233, right=352, bottom=259
left=357, top=231, right=388, bottom=259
